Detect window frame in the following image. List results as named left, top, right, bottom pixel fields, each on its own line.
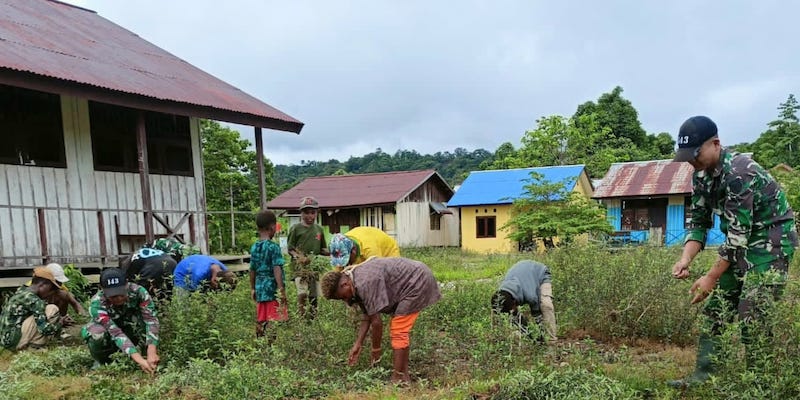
left=0, top=84, right=66, bottom=168
left=476, top=216, right=496, bottom=238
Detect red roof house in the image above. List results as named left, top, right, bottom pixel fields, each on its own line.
left=268, top=170, right=459, bottom=247
left=0, top=0, right=302, bottom=271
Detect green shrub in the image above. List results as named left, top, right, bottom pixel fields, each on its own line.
left=0, top=371, right=32, bottom=400
left=159, top=287, right=253, bottom=366
left=7, top=346, right=93, bottom=376
left=484, top=367, right=639, bottom=400
left=63, top=264, right=91, bottom=303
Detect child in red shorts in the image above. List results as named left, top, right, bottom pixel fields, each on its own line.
left=249, top=210, right=287, bottom=341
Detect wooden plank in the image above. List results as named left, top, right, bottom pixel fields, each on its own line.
left=18, top=166, right=33, bottom=206
left=0, top=166, right=9, bottom=206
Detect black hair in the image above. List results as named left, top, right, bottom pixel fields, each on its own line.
left=255, top=210, right=277, bottom=230
left=491, top=290, right=516, bottom=314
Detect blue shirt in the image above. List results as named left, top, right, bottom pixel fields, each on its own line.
left=173, top=255, right=228, bottom=291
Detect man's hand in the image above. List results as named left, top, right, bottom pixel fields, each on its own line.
left=210, top=276, right=219, bottom=289
left=672, top=259, right=691, bottom=279
left=348, top=344, right=362, bottom=366
left=690, top=275, right=716, bottom=304
left=60, top=315, right=75, bottom=327
left=146, top=345, right=160, bottom=369
left=132, top=353, right=155, bottom=375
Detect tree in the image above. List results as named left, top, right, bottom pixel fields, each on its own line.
left=771, top=165, right=800, bottom=223
left=503, top=172, right=612, bottom=250
left=488, top=113, right=624, bottom=178
left=201, top=120, right=276, bottom=253
left=574, top=86, right=674, bottom=162
left=747, top=94, right=800, bottom=169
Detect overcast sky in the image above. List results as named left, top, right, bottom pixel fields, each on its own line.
left=66, top=0, right=799, bottom=165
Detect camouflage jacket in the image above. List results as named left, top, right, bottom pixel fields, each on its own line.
left=86, top=283, right=159, bottom=355
left=685, top=148, right=797, bottom=263
left=0, top=287, right=61, bottom=349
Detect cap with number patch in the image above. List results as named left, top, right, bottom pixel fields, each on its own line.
left=100, top=268, right=128, bottom=297
left=674, top=116, right=718, bottom=162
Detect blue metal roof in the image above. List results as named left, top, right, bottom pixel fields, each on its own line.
left=447, top=165, right=586, bottom=207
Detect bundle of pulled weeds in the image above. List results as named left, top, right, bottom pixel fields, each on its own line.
left=291, top=254, right=330, bottom=280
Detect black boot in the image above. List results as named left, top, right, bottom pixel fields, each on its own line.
left=668, top=334, right=716, bottom=389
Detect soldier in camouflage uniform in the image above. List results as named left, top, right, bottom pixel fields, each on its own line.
left=0, top=267, right=68, bottom=350
left=82, top=268, right=160, bottom=374
left=151, top=238, right=200, bottom=262
left=669, top=116, right=798, bottom=388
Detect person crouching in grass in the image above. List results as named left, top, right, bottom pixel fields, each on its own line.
left=250, top=210, right=287, bottom=342
left=321, top=257, right=441, bottom=384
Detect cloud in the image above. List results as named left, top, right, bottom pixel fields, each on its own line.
left=64, top=0, right=800, bottom=164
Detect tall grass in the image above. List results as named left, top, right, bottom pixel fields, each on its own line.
left=2, top=245, right=798, bottom=399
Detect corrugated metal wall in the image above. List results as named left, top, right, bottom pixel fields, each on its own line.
left=0, top=95, right=207, bottom=267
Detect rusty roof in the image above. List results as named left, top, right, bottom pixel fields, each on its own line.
left=267, top=170, right=453, bottom=209
left=593, top=159, right=694, bottom=199
left=0, top=0, right=302, bottom=132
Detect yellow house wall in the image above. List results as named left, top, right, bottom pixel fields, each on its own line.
left=459, top=204, right=516, bottom=253
left=459, top=170, right=595, bottom=254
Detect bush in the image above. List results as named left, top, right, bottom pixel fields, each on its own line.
left=484, top=367, right=639, bottom=400
left=7, top=346, right=93, bottom=376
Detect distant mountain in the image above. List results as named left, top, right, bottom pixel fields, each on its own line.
left=273, top=147, right=495, bottom=191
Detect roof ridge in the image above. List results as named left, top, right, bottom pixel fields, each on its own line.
left=47, top=0, right=96, bottom=13
left=304, top=169, right=435, bottom=179
left=475, top=164, right=585, bottom=173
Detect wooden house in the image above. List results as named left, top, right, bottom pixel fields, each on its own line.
left=593, top=159, right=724, bottom=246
left=267, top=170, right=459, bottom=247
left=0, top=0, right=303, bottom=270
left=447, top=165, right=593, bottom=253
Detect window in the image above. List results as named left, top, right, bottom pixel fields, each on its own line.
left=476, top=216, right=496, bottom=238
left=89, top=101, right=193, bottom=176
left=620, top=198, right=667, bottom=230
left=0, top=84, right=66, bottom=167
left=430, top=214, right=441, bottom=230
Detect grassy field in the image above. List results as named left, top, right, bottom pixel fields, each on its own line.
left=0, top=245, right=798, bottom=399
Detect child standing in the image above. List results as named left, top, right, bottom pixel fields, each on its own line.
left=250, top=210, right=287, bottom=341
left=287, top=196, right=329, bottom=320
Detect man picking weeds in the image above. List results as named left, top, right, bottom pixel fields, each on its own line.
left=491, top=260, right=557, bottom=343
left=0, top=267, right=70, bottom=351
left=670, top=116, right=797, bottom=388
left=321, top=257, right=441, bottom=384
left=82, top=268, right=161, bottom=374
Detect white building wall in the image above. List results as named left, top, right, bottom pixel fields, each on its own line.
left=0, top=95, right=207, bottom=267
left=395, top=202, right=459, bottom=247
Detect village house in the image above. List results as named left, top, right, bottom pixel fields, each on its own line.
left=446, top=165, right=593, bottom=253
left=592, top=159, right=724, bottom=246
left=0, top=0, right=302, bottom=272
left=267, top=170, right=459, bottom=247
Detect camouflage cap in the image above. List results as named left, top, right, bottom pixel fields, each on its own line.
left=299, top=196, right=319, bottom=210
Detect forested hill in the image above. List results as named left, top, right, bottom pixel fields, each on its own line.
left=273, top=147, right=494, bottom=190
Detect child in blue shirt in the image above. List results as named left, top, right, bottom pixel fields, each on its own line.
left=249, top=210, right=286, bottom=341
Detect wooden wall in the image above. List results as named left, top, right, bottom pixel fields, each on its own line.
left=0, top=95, right=207, bottom=268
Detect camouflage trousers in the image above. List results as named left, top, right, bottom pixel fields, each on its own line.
left=704, top=224, right=797, bottom=337
left=81, top=319, right=146, bottom=363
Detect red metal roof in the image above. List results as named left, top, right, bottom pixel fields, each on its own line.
left=0, top=0, right=302, bottom=132
left=268, top=170, right=453, bottom=209
left=593, top=160, right=694, bottom=199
